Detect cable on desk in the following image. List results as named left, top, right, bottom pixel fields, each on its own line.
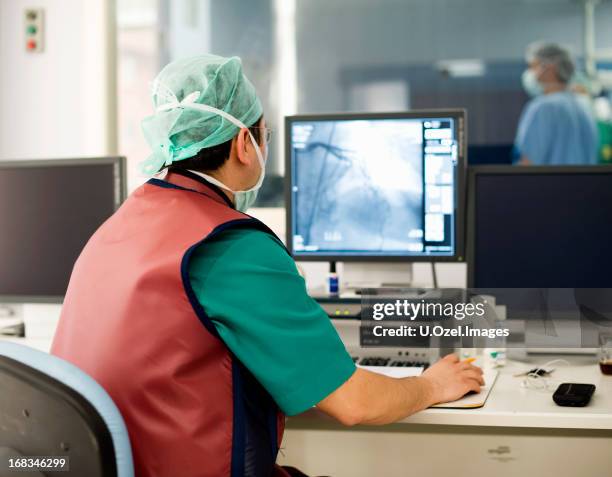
left=519, top=359, right=570, bottom=391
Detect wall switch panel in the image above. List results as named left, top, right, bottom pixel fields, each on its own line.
left=24, top=8, right=44, bottom=53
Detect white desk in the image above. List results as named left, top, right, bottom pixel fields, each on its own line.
left=279, top=357, right=612, bottom=477
left=402, top=358, right=612, bottom=429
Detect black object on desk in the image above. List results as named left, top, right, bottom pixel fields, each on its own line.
left=552, top=383, right=596, bottom=407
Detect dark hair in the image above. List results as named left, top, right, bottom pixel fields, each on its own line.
left=164, top=115, right=264, bottom=173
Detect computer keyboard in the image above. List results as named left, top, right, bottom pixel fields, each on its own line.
left=352, top=356, right=429, bottom=370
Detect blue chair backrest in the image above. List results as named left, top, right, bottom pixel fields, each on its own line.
left=0, top=341, right=134, bottom=477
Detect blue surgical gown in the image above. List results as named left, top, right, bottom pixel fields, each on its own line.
left=514, top=92, right=598, bottom=165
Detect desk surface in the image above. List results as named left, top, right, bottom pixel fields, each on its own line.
left=292, top=357, right=612, bottom=431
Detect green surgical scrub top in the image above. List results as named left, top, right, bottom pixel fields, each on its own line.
left=188, top=227, right=356, bottom=416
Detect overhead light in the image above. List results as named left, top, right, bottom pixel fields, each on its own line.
left=436, top=59, right=486, bottom=78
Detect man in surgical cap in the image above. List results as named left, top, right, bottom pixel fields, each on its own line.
left=514, top=42, right=598, bottom=165
left=52, top=54, right=484, bottom=477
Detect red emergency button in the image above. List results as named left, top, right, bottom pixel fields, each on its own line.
left=27, top=40, right=37, bottom=50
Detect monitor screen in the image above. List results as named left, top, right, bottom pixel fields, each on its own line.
left=468, top=166, right=612, bottom=288
left=287, top=112, right=465, bottom=260
left=0, top=158, right=125, bottom=301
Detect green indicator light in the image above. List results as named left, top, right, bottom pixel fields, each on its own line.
left=27, top=25, right=37, bottom=35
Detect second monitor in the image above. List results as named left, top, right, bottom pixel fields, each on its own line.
left=286, top=110, right=466, bottom=261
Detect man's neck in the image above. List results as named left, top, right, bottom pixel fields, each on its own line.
left=175, top=168, right=236, bottom=206
left=200, top=170, right=235, bottom=204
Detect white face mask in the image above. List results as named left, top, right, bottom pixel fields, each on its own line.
left=521, top=68, right=544, bottom=97
left=157, top=91, right=266, bottom=212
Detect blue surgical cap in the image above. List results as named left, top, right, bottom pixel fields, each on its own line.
left=526, top=42, right=575, bottom=84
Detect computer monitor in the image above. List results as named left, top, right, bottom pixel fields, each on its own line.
left=467, top=165, right=612, bottom=288
left=0, top=157, right=126, bottom=303
left=285, top=110, right=466, bottom=262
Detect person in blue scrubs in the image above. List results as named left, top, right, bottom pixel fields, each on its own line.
left=514, top=42, right=598, bottom=165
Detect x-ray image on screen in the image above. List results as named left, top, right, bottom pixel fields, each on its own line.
left=288, top=112, right=461, bottom=259
left=291, top=119, right=425, bottom=255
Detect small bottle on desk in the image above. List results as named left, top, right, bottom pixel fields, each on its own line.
left=328, top=261, right=339, bottom=296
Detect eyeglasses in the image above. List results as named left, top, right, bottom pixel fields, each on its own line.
left=250, top=127, right=274, bottom=145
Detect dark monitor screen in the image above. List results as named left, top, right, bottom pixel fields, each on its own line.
left=468, top=166, right=612, bottom=288
left=0, top=158, right=125, bottom=302
left=286, top=111, right=466, bottom=261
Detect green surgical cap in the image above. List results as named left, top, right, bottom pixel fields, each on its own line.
left=140, top=54, right=263, bottom=174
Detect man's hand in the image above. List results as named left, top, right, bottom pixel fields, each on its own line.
left=317, top=354, right=484, bottom=426
left=421, top=354, right=484, bottom=404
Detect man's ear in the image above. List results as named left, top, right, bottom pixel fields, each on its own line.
left=234, top=128, right=251, bottom=165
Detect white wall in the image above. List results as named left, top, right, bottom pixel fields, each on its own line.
left=117, top=0, right=160, bottom=192
left=166, top=0, right=211, bottom=60
left=0, top=0, right=117, bottom=346
left=0, top=0, right=116, bottom=159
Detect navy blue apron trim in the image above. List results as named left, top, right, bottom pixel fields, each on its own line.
left=179, top=218, right=270, bottom=337
left=231, top=359, right=246, bottom=477
left=147, top=177, right=178, bottom=188
left=179, top=219, right=280, bottom=476
left=268, top=405, right=279, bottom=456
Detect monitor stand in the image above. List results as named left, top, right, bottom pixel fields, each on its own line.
left=342, top=262, right=413, bottom=291
left=0, top=304, right=25, bottom=337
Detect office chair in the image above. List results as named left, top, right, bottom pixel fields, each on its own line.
left=0, top=341, right=134, bottom=477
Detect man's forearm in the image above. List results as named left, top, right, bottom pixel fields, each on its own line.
left=317, top=368, right=435, bottom=426
left=351, top=371, right=435, bottom=425
left=317, top=355, right=483, bottom=426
